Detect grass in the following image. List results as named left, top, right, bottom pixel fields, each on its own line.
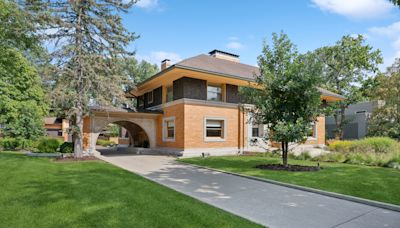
left=0, top=152, right=260, bottom=228
left=180, top=155, right=400, bottom=206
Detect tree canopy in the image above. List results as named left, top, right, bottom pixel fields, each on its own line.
left=315, top=35, right=382, bottom=139
left=367, top=60, right=400, bottom=139
left=242, top=32, right=322, bottom=166
left=27, top=0, right=138, bottom=157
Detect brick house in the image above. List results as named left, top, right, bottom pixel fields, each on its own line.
left=83, top=50, right=344, bottom=157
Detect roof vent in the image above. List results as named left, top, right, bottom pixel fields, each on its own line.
left=209, top=49, right=240, bottom=62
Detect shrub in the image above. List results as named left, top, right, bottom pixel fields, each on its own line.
left=59, top=142, right=73, bottom=153
left=37, top=138, right=61, bottom=153
left=329, top=137, right=398, bottom=154
left=96, top=139, right=116, bottom=147
left=289, top=152, right=312, bottom=161
left=0, top=138, right=35, bottom=150
left=312, top=152, right=346, bottom=163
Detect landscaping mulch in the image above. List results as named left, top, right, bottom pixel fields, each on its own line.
left=255, top=164, right=321, bottom=172
left=54, top=156, right=99, bottom=162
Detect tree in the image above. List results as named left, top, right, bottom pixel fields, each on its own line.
left=242, top=32, right=322, bottom=167
left=118, top=57, right=159, bottom=98
left=0, top=46, right=47, bottom=140
left=368, top=60, right=400, bottom=139
left=27, top=0, right=138, bottom=157
left=0, top=0, right=47, bottom=140
left=315, top=35, right=382, bottom=139
left=389, top=0, right=400, bottom=6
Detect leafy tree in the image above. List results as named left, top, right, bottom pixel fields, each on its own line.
left=0, top=0, right=40, bottom=53
left=119, top=57, right=159, bottom=98
left=315, top=35, right=382, bottom=139
left=0, top=46, right=47, bottom=139
left=368, top=60, right=400, bottom=139
left=389, top=0, right=400, bottom=6
left=242, top=32, right=322, bottom=167
left=0, top=0, right=47, bottom=140
left=27, top=0, right=138, bottom=157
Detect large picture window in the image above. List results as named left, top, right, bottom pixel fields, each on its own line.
left=207, top=84, right=222, bottom=101
left=163, top=117, right=175, bottom=141
left=204, top=118, right=226, bottom=141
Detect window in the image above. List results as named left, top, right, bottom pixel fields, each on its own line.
left=207, top=84, right=222, bottom=101
left=138, top=98, right=144, bottom=107
left=308, top=122, right=317, bottom=139
left=163, top=117, right=175, bottom=141
left=252, top=127, right=259, bottom=137
left=205, top=118, right=226, bottom=141
left=166, top=86, right=173, bottom=102
left=148, top=91, right=153, bottom=104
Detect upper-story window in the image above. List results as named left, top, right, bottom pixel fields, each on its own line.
left=148, top=91, right=153, bottom=104
left=166, top=86, right=173, bottom=102
left=207, top=84, right=222, bottom=101
left=138, top=97, right=144, bottom=107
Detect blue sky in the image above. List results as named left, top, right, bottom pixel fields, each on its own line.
left=123, top=0, right=400, bottom=70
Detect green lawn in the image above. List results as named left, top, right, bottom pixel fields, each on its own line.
left=180, top=155, right=400, bottom=206
left=0, top=152, right=260, bottom=228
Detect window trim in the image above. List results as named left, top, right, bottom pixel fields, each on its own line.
left=207, top=83, right=223, bottom=102
left=148, top=91, right=154, bottom=104
left=307, top=122, right=317, bottom=140
left=162, top=117, right=175, bottom=142
left=204, top=117, right=227, bottom=142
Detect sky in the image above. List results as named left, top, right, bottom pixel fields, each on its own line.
left=122, top=0, right=400, bottom=70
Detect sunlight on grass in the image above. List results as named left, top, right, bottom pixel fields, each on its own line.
left=180, top=155, right=400, bottom=205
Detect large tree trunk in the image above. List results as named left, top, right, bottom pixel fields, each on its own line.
left=282, top=141, right=288, bottom=167
left=73, top=106, right=84, bottom=158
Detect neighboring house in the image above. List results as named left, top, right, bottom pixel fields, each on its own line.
left=82, top=50, right=344, bottom=157
left=326, top=100, right=383, bottom=140
left=44, top=117, right=70, bottom=141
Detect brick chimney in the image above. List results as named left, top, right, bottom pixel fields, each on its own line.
left=209, top=49, right=239, bottom=62
left=161, top=59, right=171, bottom=71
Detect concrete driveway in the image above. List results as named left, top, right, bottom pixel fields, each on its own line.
left=96, top=153, right=400, bottom=228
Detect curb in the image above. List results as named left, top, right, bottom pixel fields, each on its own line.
left=182, top=162, right=400, bottom=213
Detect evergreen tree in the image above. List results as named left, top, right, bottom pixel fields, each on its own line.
left=27, top=0, right=138, bottom=157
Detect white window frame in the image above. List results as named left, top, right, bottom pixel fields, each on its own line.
left=204, top=117, right=227, bottom=142
left=162, top=117, right=175, bottom=142
left=148, top=91, right=153, bottom=104
left=308, top=122, right=317, bottom=140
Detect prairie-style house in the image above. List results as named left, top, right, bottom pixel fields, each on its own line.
left=82, top=50, right=344, bottom=157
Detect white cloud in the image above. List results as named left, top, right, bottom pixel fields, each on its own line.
left=368, top=21, right=400, bottom=68
left=311, top=0, right=393, bottom=19
left=137, top=51, right=182, bottom=66
left=226, top=41, right=244, bottom=50
left=228, top=36, right=239, bottom=41
left=369, top=22, right=400, bottom=37
left=136, top=0, right=158, bottom=9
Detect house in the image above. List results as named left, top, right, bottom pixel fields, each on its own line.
left=44, top=117, right=70, bottom=142
left=82, top=50, right=344, bottom=157
left=326, top=100, right=384, bottom=139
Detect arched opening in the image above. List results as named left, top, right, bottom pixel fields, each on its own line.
left=95, top=120, right=150, bottom=154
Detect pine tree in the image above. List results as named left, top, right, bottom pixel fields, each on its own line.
left=25, top=0, right=138, bottom=157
